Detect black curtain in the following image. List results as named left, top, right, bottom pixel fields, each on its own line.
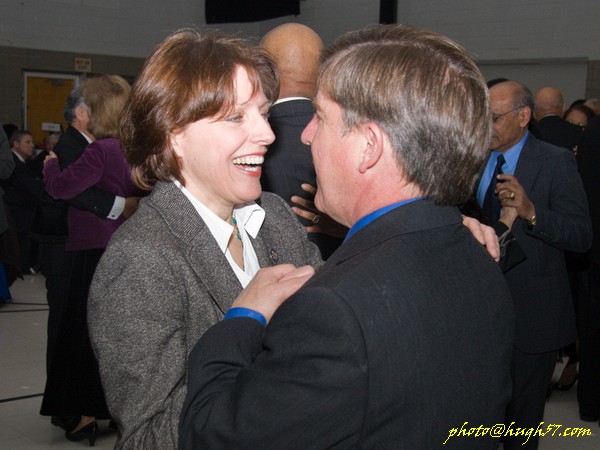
left=379, top=0, right=397, bottom=24
left=206, top=0, right=300, bottom=24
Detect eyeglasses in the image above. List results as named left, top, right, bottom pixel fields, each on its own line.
left=492, top=106, right=524, bottom=123
left=567, top=120, right=586, bottom=129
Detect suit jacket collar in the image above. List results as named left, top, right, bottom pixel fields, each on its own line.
left=148, top=182, right=277, bottom=313
left=538, top=115, right=562, bottom=125
left=328, top=198, right=463, bottom=265
left=11, top=150, right=26, bottom=164
left=65, top=125, right=91, bottom=146
left=269, top=98, right=315, bottom=118
left=149, top=181, right=243, bottom=313
left=513, top=133, right=543, bottom=194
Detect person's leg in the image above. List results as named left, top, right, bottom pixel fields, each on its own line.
left=577, top=264, right=600, bottom=422
left=504, top=348, right=558, bottom=449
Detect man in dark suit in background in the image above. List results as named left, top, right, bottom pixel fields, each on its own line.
left=0, top=127, right=15, bottom=236
left=534, top=87, right=587, bottom=393
left=476, top=80, right=592, bottom=449
left=576, top=115, right=600, bottom=425
left=0, top=126, right=15, bottom=299
left=260, top=23, right=344, bottom=259
left=180, top=25, right=514, bottom=449
left=534, top=86, right=582, bottom=152
left=1, top=130, right=43, bottom=274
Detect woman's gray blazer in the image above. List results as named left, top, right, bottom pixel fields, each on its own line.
left=88, top=181, right=323, bottom=449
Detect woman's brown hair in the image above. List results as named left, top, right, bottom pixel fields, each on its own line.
left=120, top=29, right=279, bottom=190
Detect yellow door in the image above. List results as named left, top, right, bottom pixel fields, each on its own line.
left=25, top=74, right=77, bottom=147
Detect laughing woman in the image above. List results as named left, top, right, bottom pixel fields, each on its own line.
left=87, top=30, right=323, bottom=449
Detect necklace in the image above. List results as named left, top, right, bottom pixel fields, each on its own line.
left=231, top=213, right=242, bottom=242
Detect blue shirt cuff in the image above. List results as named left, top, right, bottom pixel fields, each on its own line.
left=223, top=307, right=267, bottom=327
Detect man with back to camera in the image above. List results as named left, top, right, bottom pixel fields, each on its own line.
left=476, top=80, right=591, bottom=449
left=534, top=86, right=582, bottom=152
left=179, top=24, right=515, bottom=449
left=260, top=23, right=345, bottom=259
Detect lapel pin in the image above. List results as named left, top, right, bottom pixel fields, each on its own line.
left=269, top=248, right=279, bottom=264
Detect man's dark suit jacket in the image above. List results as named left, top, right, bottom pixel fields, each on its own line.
left=180, top=199, right=515, bottom=449
left=574, top=112, right=600, bottom=423
left=0, top=153, right=44, bottom=232
left=262, top=99, right=343, bottom=259
left=502, top=134, right=591, bottom=353
left=578, top=116, right=600, bottom=264
left=53, top=126, right=115, bottom=220
left=0, top=127, right=15, bottom=234
left=536, top=115, right=583, bottom=152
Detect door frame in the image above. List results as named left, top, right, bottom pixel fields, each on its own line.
left=22, top=71, right=81, bottom=139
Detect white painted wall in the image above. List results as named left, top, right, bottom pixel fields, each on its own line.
left=0, top=0, right=379, bottom=58
left=395, top=0, right=600, bottom=60
left=1, top=0, right=599, bottom=104
left=2, top=1, right=598, bottom=59
left=394, top=0, right=600, bottom=105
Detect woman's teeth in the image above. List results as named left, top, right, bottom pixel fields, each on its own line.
left=233, top=155, right=264, bottom=165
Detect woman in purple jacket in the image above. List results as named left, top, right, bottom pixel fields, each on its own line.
left=41, top=74, right=145, bottom=446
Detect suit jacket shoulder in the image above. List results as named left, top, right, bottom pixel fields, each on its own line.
left=536, top=115, right=582, bottom=151
left=54, top=126, right=90, bottom=168
left=181, top=200, right=514, bottom=449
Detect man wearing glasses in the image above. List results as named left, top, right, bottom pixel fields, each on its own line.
left=477, top=80, right=592, bottom=449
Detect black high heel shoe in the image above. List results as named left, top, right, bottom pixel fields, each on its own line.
left=554, top=373, right=578, bottom=391
left=65, top=421, right=98, bottom=446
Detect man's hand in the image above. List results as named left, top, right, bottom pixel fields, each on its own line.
left=462, top=215, right=500, bottom=262
left=291, top=183, right=349, bottom=238
left=232, top=264, right=315, bottom=323
left=122, top=196, right=141, bottom=219
left=496, top=174, right=535, bottom=221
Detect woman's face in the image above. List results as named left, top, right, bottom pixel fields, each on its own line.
left=171, top=66, right=275, bottom=219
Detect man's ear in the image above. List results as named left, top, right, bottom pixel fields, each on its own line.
left=358, top=122, right=385, bottom=174
left=75, top=105, right=87, bottom=120
left=519, top=106, right=532, bottom=128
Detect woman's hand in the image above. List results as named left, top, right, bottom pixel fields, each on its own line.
left=291, top=183, right=349, bottom=238
left=462, top=215, right=500, bottom=262
left=44, top=150, right=58, bottom=164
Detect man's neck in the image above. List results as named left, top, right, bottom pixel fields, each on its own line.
left=71, top=124, right=95, bottom=142
left=537, top=112, right=560, bottom=121
left=11, top=149, right=27, bottom=163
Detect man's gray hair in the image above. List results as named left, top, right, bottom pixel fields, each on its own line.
left=63, top=85, right=87, bottom=123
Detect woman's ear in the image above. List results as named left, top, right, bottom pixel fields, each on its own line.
left=169, top=129, right=185, bottom=158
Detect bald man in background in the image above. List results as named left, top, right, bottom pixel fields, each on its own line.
left=534, top=86, right=582, bottom=152
left=260, top=23, right=344, bottom=259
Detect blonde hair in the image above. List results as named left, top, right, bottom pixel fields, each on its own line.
left=84, top=75, right=131, bottom=139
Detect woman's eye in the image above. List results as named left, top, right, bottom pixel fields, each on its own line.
left=226, top=114, right=242, bottom=123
